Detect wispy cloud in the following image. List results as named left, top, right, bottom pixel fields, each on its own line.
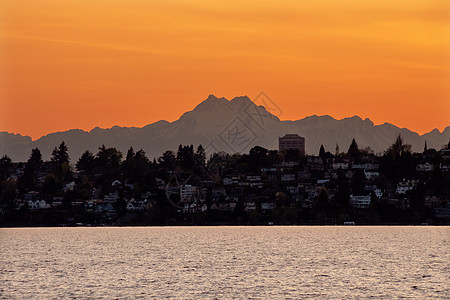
left=0, top=32, right=164, bottom=55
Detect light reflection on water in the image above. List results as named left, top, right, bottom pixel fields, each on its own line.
left=1, top=226, right=449, bottom=299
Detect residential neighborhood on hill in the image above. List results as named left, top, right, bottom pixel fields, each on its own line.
left=0, top=135, right=449, bottom=226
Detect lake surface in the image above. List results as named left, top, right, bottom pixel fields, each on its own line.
left=1, top=226, right=449, bottom=299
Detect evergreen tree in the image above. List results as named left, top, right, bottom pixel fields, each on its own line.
left=248, top=146, right=269, bottom=171
left=0, top=155, right=15, bottom=211
left=28, top=148, right=43, bottom=170
left=285, top=148, right=301, bottom=162
left=50, top=141, right=72, bottom=183
left=195, top=145, right=206, bottom=166
left=123, top=147, right=136, bottom=177
left=347, top=138, right=360, bottom=160
left=380, top=135, right=415, bottom=179
left=176, top=145, right=195, bottom=170
left=125, top=147, right=135, bottom=161
left=19, top=148, right=43, bottom=192
left=76, top=151, right=96, bottom=174
left=51, top=141, right=70, bottom=165
left=319, top=145, right=326, bottom=159
left=390, top=135, right=405, bottom=159
left=158, top=151, right=176, bottom=170
left=194, top=145, right=207, bottom=177
left=0, top=155, right=13, bottom=181
left=96, top=145, right=123, bottom=180
left=128, top=149, right=150, bottom=184
left=97, top=145, right=122, bottom=170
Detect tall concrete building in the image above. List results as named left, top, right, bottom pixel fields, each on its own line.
left=279, top=134, right=305, bottom=153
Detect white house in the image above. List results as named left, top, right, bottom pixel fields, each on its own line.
left=396, top=180, right=418, bottom=194
left=261, top=167, right=276, bottom=172
left=223, top=178, right=233, bottom=185
left=246, top=175, right=261, bottom=182
left=333, top=162, right=349, bottom=170
left=39, top=200, right=50, bottom=209
left=349, top=195, right=371, bottom=209
left=364, top=170, right=379, bottom=180
left=180, top=185, right=196, bottom=202
left=112, top=180, right=122, bottom=187
left=126, top=202, right=136, bottom=211
left=317, top=179, right=330, bottom=184
left=440, top=163, right=450, bottom=172
left=244, top=202, right=257, bottom=211
left=64, top=181, right=76, bottom=192
left=28, top=200, right=41, bottom=210
left=104, top=192, right=119, bottom=203
left=416, top=162, right=434, bottom=172
left=261, top=202, right=276, bottom=211
left=281, top=174, right=296, bottom=182
left=374, top=189, right=383, bottom=199
left=183, top=203, right=190, bottom=213
left=27, top=200, right=50, bottom=210
left=102, top=203, right=115, bottom=212
left=352, top=163, right=379, bottom=170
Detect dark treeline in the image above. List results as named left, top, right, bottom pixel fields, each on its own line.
left=0, top=136, right=449, bottom=226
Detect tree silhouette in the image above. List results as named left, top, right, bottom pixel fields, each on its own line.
left=51, top=141, right=70, bottom=165
left=380, top=135, right=415, bottom=179
left=285, top=148, right=301, bottom=162
left=158, top=151, right=176, bottom=170
left=76, top=151, right=96, bottom=174
left=126, top=149, right=151, bottom=184
left=237, top=146, right=269, bottom=172
left=28, top=148, right=43, bottom=170
left=125, top=147, right=135, bottom=162
left=19, top=148, right=43, bottom=192
left=97, top=145, right=122, bottom=170
left=193, top=145, right=207, bottom=177
left=96, top=145, right=122, bottom=182
left=123, top=147, right=136, bottom=177
left=0, top=155, right=13, bottom=181
left=51, top=142, right=72, bottom=183
left=319, top=145, right=326, bottom=159
left=195, top=145, right=206, bottom=166
left=347, top=138, right=360, bottom=161
left=176, top=145, right=195, bottom=170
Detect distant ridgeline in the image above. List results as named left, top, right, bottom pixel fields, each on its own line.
left=0, top=135, right=449, bottom=226
left=1, top=95, right=449, bottom=162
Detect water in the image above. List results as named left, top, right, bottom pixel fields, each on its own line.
left=1, top=226, right=449, bottom=299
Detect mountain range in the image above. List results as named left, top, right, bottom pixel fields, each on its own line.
left=1, top=95, right=449, bottom=162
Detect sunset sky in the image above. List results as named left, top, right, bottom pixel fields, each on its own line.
left=1, top=0, right=449, bottom=140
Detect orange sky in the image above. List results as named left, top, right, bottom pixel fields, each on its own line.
left=1, top=0, right=449, bottom=140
